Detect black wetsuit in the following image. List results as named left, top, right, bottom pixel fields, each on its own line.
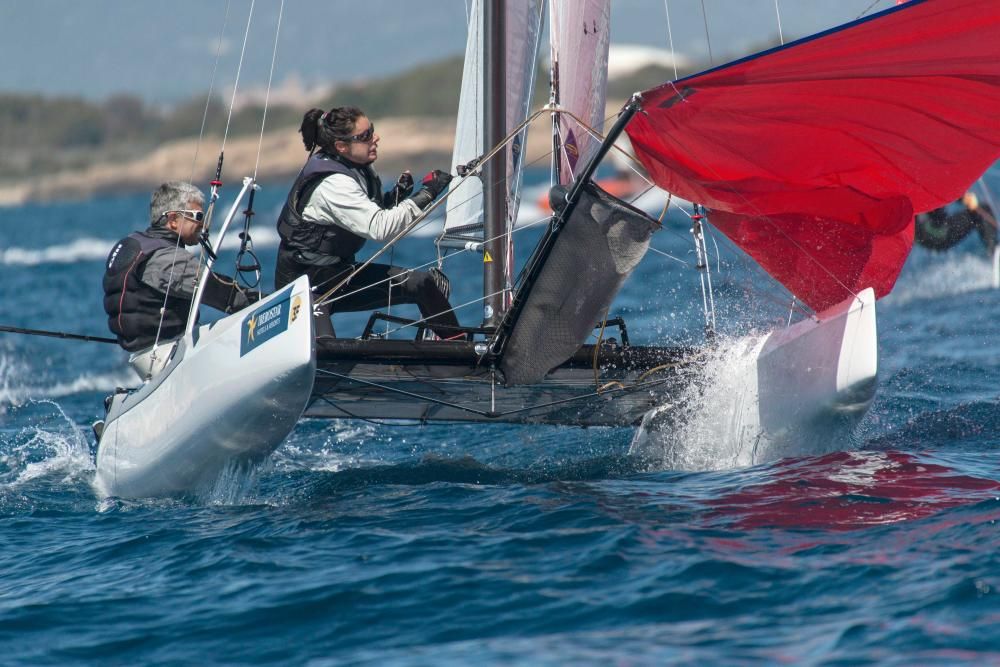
left=914, top=201, right=997, bottom=254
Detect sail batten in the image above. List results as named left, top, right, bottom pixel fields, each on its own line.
left=550, top=0, right=611, bottom=184
left=626, top=0, right=1000, bottom=311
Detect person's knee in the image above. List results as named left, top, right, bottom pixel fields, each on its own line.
left=407, top=267, right=451, bottom=300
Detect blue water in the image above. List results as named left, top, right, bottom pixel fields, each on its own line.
left=2, top=173, right=1000, bottom=665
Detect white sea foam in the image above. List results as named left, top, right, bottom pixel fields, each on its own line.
left=630, top=333, right=769, bottom=471
left=0, top=358, right=135, bottom=407
left=272, top=419, right=379, bottom=472
left=0, top=400, right=94, bottom=488
left=0, top=228, right=283, bottom=267
left=1, top=237, right=116, bottom=266
left=888, top=252, right=996, bottom=306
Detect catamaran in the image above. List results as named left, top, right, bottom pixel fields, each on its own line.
left=95, top=0, right=1000, bottom=498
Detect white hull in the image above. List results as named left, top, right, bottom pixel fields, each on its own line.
left=633, top=288, right=878, bottom=467
left=95, top=276, right=315, bottom=499
left=755, top=287, right=878, bottom=450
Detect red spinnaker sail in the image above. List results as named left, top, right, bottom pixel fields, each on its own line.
left=625, top=0, right=1000, bottom=311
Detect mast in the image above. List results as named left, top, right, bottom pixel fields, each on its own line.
left=482, top=0, right=506, bottom=328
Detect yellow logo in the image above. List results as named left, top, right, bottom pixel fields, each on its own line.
left=483, top=250, right=493, bottom=263
left=291, top=295, right=302, bottom=322
left=246, top=314, right=257, bottom=342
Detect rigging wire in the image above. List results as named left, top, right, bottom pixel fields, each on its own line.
left=190, top=0, right=233, bottom=182
left=221, top=0, right=257, bottom=154
left=252, top=0, right=285, bottom=180
left=319, top=101, right=815, bottom=337
left=653, top=84, right=859, bottom=309
left=700, top=0, right=714, bottom=66
left=146, top=1, right=237, bottom=365
left=774, top=0, right=785, bottom=45
left=315, top=106, right=554, bottom=307
left=233, top=0, right=286, bottom=292
left=327, top=105, right=760, bottom=335
left=856, top=0, right=886, bottom=19
left=663, top=0, right=679, bottom=80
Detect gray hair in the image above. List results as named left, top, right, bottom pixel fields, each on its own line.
left=149, top=181, right=206, bottom=227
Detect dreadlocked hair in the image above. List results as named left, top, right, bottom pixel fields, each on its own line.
left=299, top=106, right=365, bottom=154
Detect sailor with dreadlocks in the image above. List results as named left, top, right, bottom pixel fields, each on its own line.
left=274, top=106, right=461, bottom=339
left=103, top=181, right=257, bottom=374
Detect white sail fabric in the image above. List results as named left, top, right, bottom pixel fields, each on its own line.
left=549, top=0, right=611, bottom=184
left=442, top=0, right=545, bottom=235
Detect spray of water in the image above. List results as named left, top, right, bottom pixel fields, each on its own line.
left=888, top=250, right=995, bottom=306
left=630, top=333, right=769, bottom=471
left=0, top=400, right=94, bottom=488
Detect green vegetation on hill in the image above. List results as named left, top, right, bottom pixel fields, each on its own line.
left=0, top=54, right=698, bottom=182
left=322, top=56, right=466, bottom=119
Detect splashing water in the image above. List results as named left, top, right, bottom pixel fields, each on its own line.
left=887, top=250, right=995, bottom=306
left=0, top=400, right=94, bottom=488
left=0, top=351, right=135, bottom=409
left=630, top=333, right=769, bottom=471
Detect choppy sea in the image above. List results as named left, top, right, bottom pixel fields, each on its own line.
left=1, top=170, right=999, bottom=665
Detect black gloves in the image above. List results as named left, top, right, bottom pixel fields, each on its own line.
left=410, top=169, right=453, bottom=210
left=422, top=170, right=452, bottom=198
left=384, top=171, right=414, bottom=207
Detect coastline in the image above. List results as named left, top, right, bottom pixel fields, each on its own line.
left=0, top=114, right=558, bottom=207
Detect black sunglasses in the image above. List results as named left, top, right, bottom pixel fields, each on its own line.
left=337, top=123, right=375, bottom=144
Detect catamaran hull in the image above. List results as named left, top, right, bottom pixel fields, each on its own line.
left=308, top=288, right=877, bottom=464
left=756, top=287, right=878, bottom=439
left=94, top=276, right=315, bottom=499
left=633, top=288, right=878, bottom=466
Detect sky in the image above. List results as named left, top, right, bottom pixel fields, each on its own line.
left=0, top=0, right=900, bottom=103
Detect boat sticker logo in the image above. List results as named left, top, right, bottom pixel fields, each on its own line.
left=291, top=295, right=302, bottom=322
left=241, top=288, right=292, bottom=356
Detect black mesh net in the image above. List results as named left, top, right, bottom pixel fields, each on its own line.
left=500, top=182, right=658, bottom=386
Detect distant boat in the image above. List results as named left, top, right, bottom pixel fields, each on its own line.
left=912, top=174, right=1000, bottom=287
left=96, top=0, right=1000, bottom=498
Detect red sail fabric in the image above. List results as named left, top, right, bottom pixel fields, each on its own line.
left=625, top=0, right=1000, bottom=311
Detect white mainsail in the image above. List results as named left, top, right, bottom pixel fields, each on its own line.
left=549, top=0, right=611, bottom=184
left=441, top=0, right=545, bottom=240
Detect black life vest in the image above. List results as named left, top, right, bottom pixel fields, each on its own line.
left=102, top=231, right=191, bottom=352
left=275, top=151, right=383, bottom=266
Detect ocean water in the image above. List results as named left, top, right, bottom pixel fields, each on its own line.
left=1, top=175, right=1000, bottom=665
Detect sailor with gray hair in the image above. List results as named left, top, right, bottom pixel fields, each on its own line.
left=103, top=181, right=258, bottom=361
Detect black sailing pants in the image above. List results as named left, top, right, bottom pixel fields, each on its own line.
left=275, top=249, right=461, bottom=338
